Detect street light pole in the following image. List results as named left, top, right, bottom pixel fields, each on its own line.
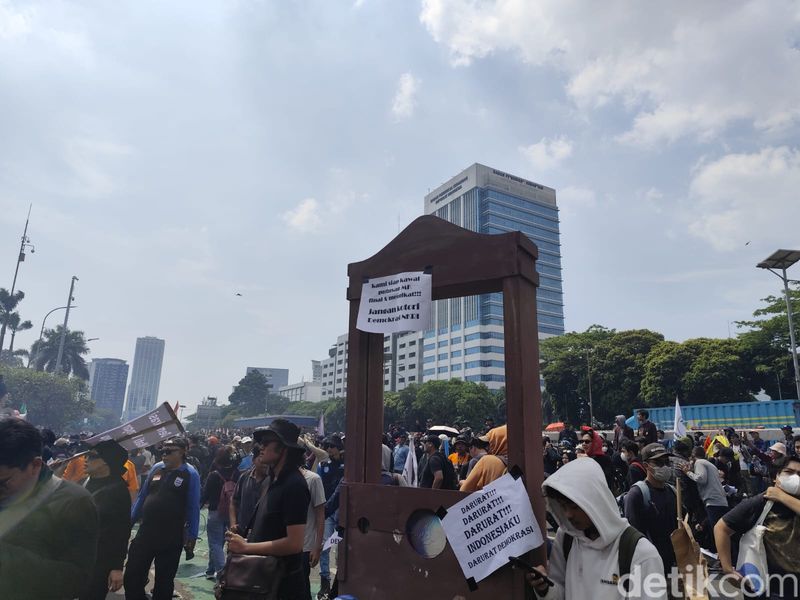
left=586, top=351, right=594, bottom=427
left=54, top=276, right=78, bottom=375
left=757, top=249, right=800, bottom=402
left=28, top=305, right=77, bottom=367
left=780, top=267, right=800, bottom=403
left=1, top=204, right=34, bottom=352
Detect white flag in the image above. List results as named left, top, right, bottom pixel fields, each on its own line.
left=318, top=412, right=325, bottom=438
left=673, top=397, right=687, bottom=438
left=402, top=443, right=418, bottom=487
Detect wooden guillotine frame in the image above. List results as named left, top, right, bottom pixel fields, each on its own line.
left=338, top=215, right=545, bottom=599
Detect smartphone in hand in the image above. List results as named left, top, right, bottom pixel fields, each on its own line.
left=508, top=556, right=554, bottom=587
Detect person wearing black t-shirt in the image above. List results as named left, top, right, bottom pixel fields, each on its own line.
left=715, top=454, right=800, bottom=599
left=226, top=419, right=310, bottom=600
left=420, top=435, right=447, bottom=489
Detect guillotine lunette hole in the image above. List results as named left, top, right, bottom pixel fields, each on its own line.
left=405, top=509, right=447, bottom=559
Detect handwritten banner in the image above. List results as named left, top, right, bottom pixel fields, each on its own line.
left=356, top=271, right=432, bottom=334
left=441, top=473, right=543, bottom=583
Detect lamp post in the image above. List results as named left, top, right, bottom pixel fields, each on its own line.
left=1, top=204, right=34, bottom=352
left=757, top=249, right=800, bottom=402
left=54, top=276, right=78, bottom=375
left=28, top=305, right=77, bottom=367
left=587, top=358, right=593, bottom=427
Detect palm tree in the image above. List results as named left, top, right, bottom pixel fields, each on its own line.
left=0, top=288, right=25, bottom=352
left=6, top=312, right=33, bottom=353
left=30, top=326, right=90, bottom=380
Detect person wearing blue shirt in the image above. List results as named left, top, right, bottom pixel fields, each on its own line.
left=393, top=432, right=410, bottom=474
left=316, top=436, right=344, bottom=599
left=124, top=437, right=200, bottom=600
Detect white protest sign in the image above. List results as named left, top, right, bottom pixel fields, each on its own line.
left=356, top=271, right=431, bottom=334
left=441, top=473, right=543, bottom=583
left=323, top=530, right=342, bottom=551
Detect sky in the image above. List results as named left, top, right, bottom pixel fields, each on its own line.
left=1, top=1, right=799, bottom=414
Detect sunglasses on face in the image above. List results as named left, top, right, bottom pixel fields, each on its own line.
left=581, top=439, right=592, bottom=445
left=648, top=458, right=670, bottom=467
left=161, top=448, right=180, bottom=455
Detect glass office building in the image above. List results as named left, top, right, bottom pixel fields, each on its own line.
left=422, top=164, right=564, bottom=389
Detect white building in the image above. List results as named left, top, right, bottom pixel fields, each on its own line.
left=319, top=331, right=423, bottom=399
left=125, top=337, right=165, bottom=419
left=278, top=381, right=322, bottom=403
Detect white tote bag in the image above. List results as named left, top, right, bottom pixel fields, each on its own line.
left=736, top=500, right=773, bottom=596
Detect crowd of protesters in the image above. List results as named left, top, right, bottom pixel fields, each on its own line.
left=2, top=408, right=800, bottom=599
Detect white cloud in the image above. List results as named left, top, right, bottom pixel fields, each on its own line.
left=420, top=1, right=800, bottom=145
left=519, top=135, right=573, bottom=170
left=557, top=185, right=596, bottom=217
left=686, top=146, right=800, bottom=251
left=0, top=1, right=32, bottom=39
left=391, top=72, right=420, bottom=120
left=62, top=138, right=133, bottom=198
left=282, top=198, right=323, bottom=233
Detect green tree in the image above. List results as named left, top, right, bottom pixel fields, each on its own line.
left=539, top=325, right=616, bottom=424
left=0, top=366, right=91, bottom=431
left=410, top=379, right=497, bottom=430
left=641, top=338, right=754, bottom=406
left=6, top=312, right=32, bottom=353
left=0, top=288, right=25, bottom=353
left=30, top=326, right=90, bottom=380
left=736, top=283, right=800, bottom=399
left=589, top=329, right=665, bottom=422
left=225, top=370, right=272, bottom=418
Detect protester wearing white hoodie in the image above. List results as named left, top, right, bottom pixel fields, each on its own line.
left=528, top=458, right=667, bottom=600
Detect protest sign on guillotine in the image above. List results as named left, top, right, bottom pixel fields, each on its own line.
left=356, top=271, right=432, bottom=334
left=440, top=472, right=544, bottom=584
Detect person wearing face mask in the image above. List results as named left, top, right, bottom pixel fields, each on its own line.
left=715, top=455, right=800, bottom=599
left=624, top=443, right=678, bottom=575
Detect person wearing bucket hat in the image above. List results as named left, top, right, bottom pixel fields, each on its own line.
left=81, top=440, right=132, bottom=600
left=226, top=419, right=310, bottom=599
left=125, top=437, right=201, bottom=600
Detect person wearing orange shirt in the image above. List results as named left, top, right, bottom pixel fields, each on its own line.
left=448, top=434, right=470, bottom=480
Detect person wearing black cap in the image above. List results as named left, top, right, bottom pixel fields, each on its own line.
left=623, top=443, right=678, bottom=574
left=81, top=440, right=132, bottom=600
left=226, top=419, right=310, bottom=600
left=125, top=437, right=201, bottom=600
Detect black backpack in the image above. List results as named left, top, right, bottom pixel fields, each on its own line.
left=563, top=526, right=644, bottom=594
left=438, top=452, right=459, bottom=490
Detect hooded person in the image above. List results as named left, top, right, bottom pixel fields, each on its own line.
left=459, top=428, right=508, bottom=493
left=81, top=440, right=132, bottom=600
left=528, top=458, right=666, bottom=600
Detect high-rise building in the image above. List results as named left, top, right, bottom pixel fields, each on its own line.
left=88, top=358, right=129, bottom=425
left=422, top=163, right=564, bottom=390
left=125, top=337, right=166, bottom=419
left=311, top=360, right=322, bottom=382
left=245, top=367, right=289, bottom=393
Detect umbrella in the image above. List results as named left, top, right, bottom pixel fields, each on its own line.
left=545, top=422, right=565, bottom=432
left=427, top=425, right=460, bottom=436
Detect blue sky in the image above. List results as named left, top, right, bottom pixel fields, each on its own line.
left=1, top=1, right=799, bottom=413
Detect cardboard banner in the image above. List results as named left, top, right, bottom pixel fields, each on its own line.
left=323, top=530, right=342, bottom=551
left=84, top=402, right=184, bottom=451
left=441, top=473, right=543, bottom=584
left=356, top=271, right=431, bottom=333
